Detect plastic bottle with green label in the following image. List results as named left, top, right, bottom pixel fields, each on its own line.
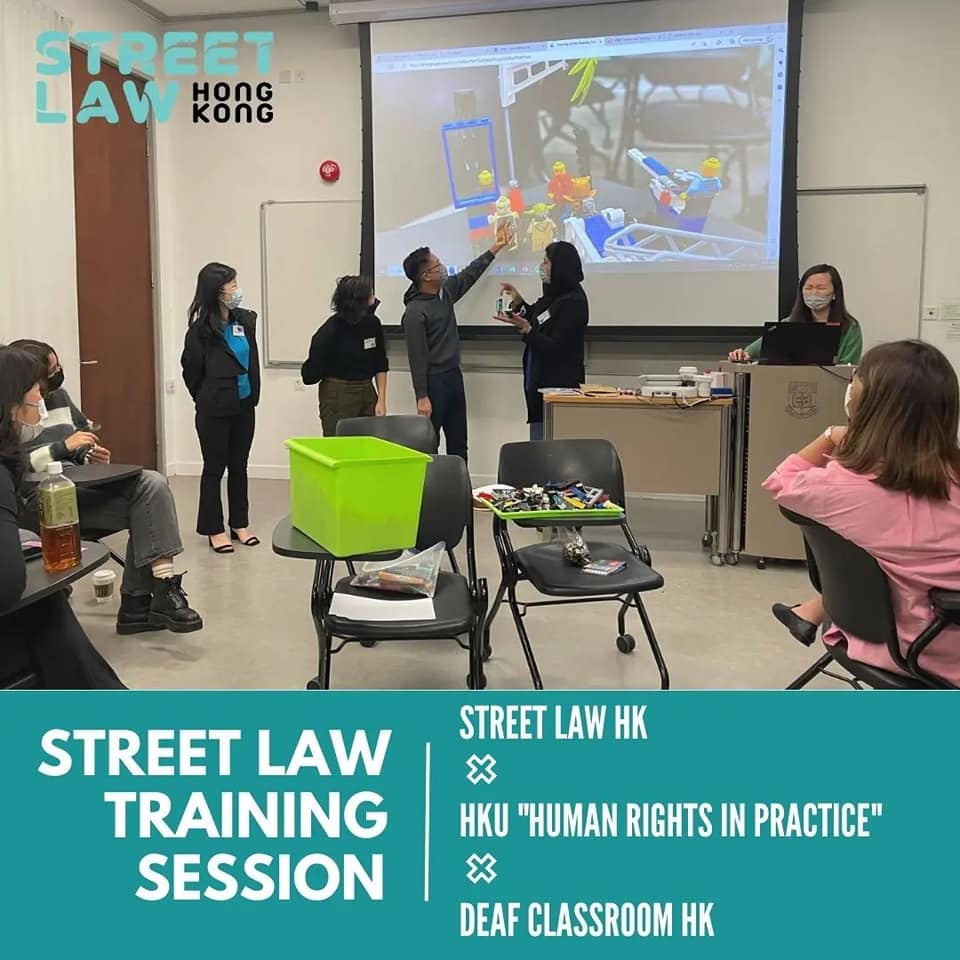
left=38, top=462, right=81, bottom=572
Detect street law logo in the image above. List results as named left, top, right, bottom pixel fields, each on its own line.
left=36, top=31, right=275, bottom=124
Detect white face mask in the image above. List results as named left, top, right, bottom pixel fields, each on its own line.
left=844, top=382, right=853, bottom=420
left=803, top=293, right=833, bottom=312
left=18, top=397, right=49, bottom=442
left=221, top=287, right=243, bottom=310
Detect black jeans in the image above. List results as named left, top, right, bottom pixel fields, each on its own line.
left=195, top=402, right=256, bottom=535
left=428, top=368, right=468, bottom=463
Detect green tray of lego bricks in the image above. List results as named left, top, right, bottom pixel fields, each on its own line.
left=285, top=436, right=431, bottom=556
left=478, top=501, right=624, bottom=522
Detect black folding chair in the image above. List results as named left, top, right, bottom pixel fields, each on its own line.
left=781, top=507, right=960, bottom=690
left=336, top=414, right=436, bottom=454
left=306, top=455, right=488, bottom=690
left=484, top=439, right=668, bottom=690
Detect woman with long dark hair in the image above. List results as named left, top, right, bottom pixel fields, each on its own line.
left=495, top=240, right=589, bottom=440
left=301, top=275, right=388, bottom=436
left=182, top=262, right=261, bottom=554
left=12, top=339, right=202, bottom=636
left=0, top=346, right=125, bottom=688
left=729, top=263, right=863, bottom=364
left=764, top=340, right=960, bottom=682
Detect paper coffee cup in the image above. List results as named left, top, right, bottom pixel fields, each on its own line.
left=93, top=569, right=116, bottom=603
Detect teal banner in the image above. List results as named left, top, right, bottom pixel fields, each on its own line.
left=0, top=692, right=953, bottom=956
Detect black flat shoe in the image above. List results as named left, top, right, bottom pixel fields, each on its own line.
left=208, top=536, right=234, bottom=554
left=230, top=529, right=260, bottom=547
left=772, top=603, right=818, bottom=646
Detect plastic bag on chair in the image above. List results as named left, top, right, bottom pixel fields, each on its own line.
left=350, top=542, right=445, bottom=598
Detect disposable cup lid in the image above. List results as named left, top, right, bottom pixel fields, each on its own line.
left=93, top=570, right=116, bottom=584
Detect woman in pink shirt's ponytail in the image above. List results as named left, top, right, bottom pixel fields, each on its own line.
left=764, top=340, right=960, bottom=684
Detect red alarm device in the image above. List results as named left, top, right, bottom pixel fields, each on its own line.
left=319, top=160, right=340, bottom=183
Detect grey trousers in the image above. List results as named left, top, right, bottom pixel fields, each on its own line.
left=77, top=470, right=184, bottom=597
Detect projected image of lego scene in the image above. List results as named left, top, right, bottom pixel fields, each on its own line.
left=372, top=23, right=786, bottom=280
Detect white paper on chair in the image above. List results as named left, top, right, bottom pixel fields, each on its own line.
left=330, top=592, right=436, bottom=622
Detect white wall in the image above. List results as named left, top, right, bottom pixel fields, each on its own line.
left=799, top=0, right=959, bottom=315
left=161, top=14, right=362, bottom=477
left=0, top=0, right=166, bottom=413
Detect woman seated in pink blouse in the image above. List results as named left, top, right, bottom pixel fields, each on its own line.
left=763, top=339, right=960, bottom=685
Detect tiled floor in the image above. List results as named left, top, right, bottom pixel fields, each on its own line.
left=77, top=478, right=839, bottom=690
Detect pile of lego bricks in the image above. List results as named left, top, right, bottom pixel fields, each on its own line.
left=475, top=481, right=613, bottom=514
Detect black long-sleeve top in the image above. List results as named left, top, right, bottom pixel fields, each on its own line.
left=301, top=311, right=389, bottom=384
left=0, top=463, right=27, bottom=612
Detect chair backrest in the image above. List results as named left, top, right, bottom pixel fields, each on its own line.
left=498, top=439, right=626, bottom=506
left=337, top=415, right=436, bottom=454
left=779, top=506, right=898, bottom=649
left=416, top=455, right=470, bottom=552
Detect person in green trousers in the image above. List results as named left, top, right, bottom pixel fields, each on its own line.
left=729, top=263, right=863, bottom=365
left=301, top=276, right=389, bottom=437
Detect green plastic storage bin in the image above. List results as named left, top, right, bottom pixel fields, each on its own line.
left=285, top=436, right=432, bottom=556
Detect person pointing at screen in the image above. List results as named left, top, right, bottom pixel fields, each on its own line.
left=728, top=264, right=863, bottom=364
left=401, top=228, right=512, bottom=463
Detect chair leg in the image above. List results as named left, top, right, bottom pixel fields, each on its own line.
left=468, top=581, right=489, bottom=690
left=617, top=597, right=631, bottom=637
left=507, top=582, right=543, bottom=690
left=786, top=652, right=833, bottom=690
left=482, top=576, right=508, bottom=660
left=309, top=559, right=333, bottom=690
left=634, top=593, right=669, bottom=690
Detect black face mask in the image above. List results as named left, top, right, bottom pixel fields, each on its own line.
left=369, top=298, right=381, bottom=313
left=47, top=369, right=65, bottom=392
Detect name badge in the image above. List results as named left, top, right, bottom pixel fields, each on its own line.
left=538, top=309, right=551, bottom=323
left=363, top=337, right=376, bottom=350
left=232, top=324, right=245, bottom=337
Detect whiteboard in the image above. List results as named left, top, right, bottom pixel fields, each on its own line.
left=260, top=200, right=362, bottom=366
left=797, top=187, right=926, bottom=351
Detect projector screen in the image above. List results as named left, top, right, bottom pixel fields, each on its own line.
left=369, top=0, right=794, bottom=330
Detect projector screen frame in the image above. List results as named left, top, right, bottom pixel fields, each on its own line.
left=359, top=0, right=804, bottom=341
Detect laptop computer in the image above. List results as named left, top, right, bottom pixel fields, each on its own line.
left=759, top=322, right=842, bottom=365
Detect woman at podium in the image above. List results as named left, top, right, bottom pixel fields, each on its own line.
left=728, top=264, right=863, bottom=364
left=763, top=340, right=960, bottom=685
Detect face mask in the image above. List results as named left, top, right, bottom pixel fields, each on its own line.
left=539, top=264, right=550, bottom=282
left=435, top=265, right=449, bottom=285
left=221, top=287, right=243, bottom=309
left=803, top=293, right=832, bottom=312
left=844, top=382, right=853, bottom=420
left=47, top=369, right=64, bottom=392
left=18, top=398, right=48, bottom=442
left=369, top=298, right=381, bottom=313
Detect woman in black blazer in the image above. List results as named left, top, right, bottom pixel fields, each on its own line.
left=496, top=240, right=589, bottom=439
left=181, top=262, right=261, bottom=554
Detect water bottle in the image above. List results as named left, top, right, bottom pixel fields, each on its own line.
left=38, top=462, right=81, bottom=573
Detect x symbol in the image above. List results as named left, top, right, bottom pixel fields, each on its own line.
left=466, top=853, right=497, bottom=884
left=466, top=753, right=497, bottom=785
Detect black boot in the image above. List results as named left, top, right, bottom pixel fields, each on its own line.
left=149, top=573, right=203, bottom=633
left=117, top=593, right=164, bottom=636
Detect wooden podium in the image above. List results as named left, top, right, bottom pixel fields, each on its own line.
left=724, top=363, right=854, bottom=565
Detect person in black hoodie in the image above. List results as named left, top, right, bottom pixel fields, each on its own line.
left=301, top=276, right=388, bottom=437
left=182, top=262, right=261, bottom=554
left=0, top=346, right=125, bottom=689
left=495, top=241, right=589, bottom=440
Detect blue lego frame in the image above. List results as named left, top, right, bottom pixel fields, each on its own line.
left=441, top=118, right=500, bottom=210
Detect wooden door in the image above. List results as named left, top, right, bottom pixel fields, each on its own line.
left=71, top=49, right=158, bottom=469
